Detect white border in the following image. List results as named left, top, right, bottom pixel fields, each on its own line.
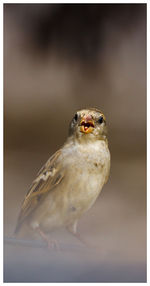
left=2, top=1, right=148, bottom=285
left=147, top=0, right=149, bottom=284
left=1, top=1, right=3, bottom=285
left=2, top=0, right=148, bottom=3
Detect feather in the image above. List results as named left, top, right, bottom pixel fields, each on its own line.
left=15, top=150, right=63, bottom=234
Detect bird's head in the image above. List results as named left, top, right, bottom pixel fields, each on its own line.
left=69, top=108, right=107, bottom=143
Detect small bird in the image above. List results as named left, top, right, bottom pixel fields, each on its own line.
left=15, top=108, right=110, bottom=246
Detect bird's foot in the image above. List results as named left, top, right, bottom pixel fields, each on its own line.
left=47, top=239, right=60, bottom=250
left=36, top=227, right=59, bottom=250
left=74, top=232, right=89, bottom=247
left=68, top=228, right=88, bottom=247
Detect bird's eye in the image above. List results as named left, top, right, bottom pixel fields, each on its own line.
left=74, top=113, right=78, bottom=122
left=98, top=116, right=104, bottom=124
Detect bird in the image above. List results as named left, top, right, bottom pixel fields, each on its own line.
left=15, top=108, right=110, bottom=247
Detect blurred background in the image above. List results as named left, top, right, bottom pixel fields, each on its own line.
left=4, top=3, right=146, bottom=282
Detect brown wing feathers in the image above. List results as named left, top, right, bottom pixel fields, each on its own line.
left=15, top=150, right=63, bottom=234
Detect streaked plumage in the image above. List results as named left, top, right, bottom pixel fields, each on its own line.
left=15, top=108, right=110, bottom=244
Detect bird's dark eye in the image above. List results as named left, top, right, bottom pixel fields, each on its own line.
left=74, top=113, right=78, bottom=122
left=98, top=116, right=104, bottom=124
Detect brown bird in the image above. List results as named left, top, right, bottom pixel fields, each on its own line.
left=15, top=108, right=110, bottom=247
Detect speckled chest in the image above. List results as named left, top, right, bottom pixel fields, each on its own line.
left=62, top=140, right=110, bottom=207
left=63, top=140, right=109, bottom=172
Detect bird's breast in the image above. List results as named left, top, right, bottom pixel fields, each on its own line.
left=62, top=140, right=110, bottom=214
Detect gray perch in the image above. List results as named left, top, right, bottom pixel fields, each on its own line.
left=4, top=236, right=89, bottom=252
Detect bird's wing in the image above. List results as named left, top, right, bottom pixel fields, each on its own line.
left=15, top=149, right=64, bottom=233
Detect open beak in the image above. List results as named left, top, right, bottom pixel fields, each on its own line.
left=80, top=115, right=94, bottom=134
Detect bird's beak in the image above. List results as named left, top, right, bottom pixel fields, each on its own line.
left=80, top=115, right=95, bottom=134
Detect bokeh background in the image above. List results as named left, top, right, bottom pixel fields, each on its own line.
left=4, top=3, right=146, bottom=282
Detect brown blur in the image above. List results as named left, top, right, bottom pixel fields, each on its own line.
left=4, top=4, right=146, bottom=282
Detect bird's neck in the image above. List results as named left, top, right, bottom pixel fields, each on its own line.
left=66, top=134, right=108, bottom=146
